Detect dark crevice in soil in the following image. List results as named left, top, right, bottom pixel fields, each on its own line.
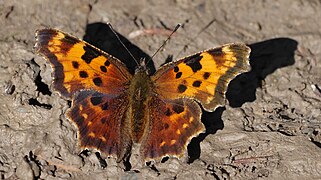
left=95, top=152, right=107, bottom=168
left=67, top=100, right=72, bottom=108
left=123, top=162, right=131, bottom=171
left=34, top=72, right=52, bottom=96
left=145, top=161, right=160, bottom=175
left=79, top=149, right=90, bottom=157
left=206, top=164, right=221, bottom=179
left=315, top=84, right=321, bottom=93
left=78, top=150, right=89, bottom=165
left=277, top=130, right=295, bottom=136
left=4, top=80, right=15, bottom=95
left=157, top=18, right=171, bottom=30
left=24, top=151, right=42, bottom=180
left=311, top=139, right=321, bottom=148
left=123, top=155, right=132, bottom=171
left=149, top=164, right=160, bottom=176
left=5, top=6, right=14, bottom=19
left=28, top=98, right=52, bottom=109
left=27, top=58, right=52, bottom=96
left=161, top=156, right=169, bottom=163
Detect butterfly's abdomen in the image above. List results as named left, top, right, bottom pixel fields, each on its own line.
left=128, top=71, right=153, bottom=142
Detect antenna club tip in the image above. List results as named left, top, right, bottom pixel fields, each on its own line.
left=174, top=24, right=181, bottom=31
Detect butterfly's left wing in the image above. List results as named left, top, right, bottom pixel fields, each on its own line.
left=152, top=44, right=251, bottom=111
left=140, top=44, right=250, bottom=160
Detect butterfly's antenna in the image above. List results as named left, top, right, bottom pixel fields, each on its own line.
left=107, top=23, right=140, bottom=66
left=145, top=24, right=181, bottom=66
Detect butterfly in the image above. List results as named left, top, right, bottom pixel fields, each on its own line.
left=34, top=28, right=250, bottom=162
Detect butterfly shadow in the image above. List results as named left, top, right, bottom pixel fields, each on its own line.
left=83, top=22, right=155, bottom=74
left=187, top=37, right=298, bottom=163
left=226, top=38, right=298, bottom=107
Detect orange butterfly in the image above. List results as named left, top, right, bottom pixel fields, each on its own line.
left=35, top=28, right=250, bottom=162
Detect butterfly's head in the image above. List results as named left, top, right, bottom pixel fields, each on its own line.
left=135, top=57, right=151, bottom=75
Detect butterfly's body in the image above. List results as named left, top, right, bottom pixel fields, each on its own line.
left=128, top=70, right=152, bottom=142
left=35, top=28, right=251, bottom=162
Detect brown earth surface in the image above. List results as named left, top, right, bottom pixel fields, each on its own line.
left=1, top=0, right=321, bottom=179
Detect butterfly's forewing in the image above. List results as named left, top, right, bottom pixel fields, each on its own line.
left=35, top=29, right=133, bottom=160
left=35, top=29, right=132, bottom=98
left=152, top=44, right=251, bottom=111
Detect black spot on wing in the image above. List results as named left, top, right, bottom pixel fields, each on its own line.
left=172, top=104, right=184, bottom=114
left=101, top=118, right=106, bottom=124
left=203, top=72, right=210, bottom=80
left=100, top=66, right=107, bottom=72
left=101, top=102, right=108, bottom=110
left=192, top=80, right=202, bottom=87
left=174, top=66, right=179, bottom=72
left=104, top=60, right=110, bottom=66
left=184, top=54, right=202, bottom=72
left=81, top=45, right=100, bottom=64
left=62, top=34, right=79, bottom=44
left=60, top=35, right=78, bottom=54
left=165, top=108, right=172, bottom=116
left=72, top=61, right=79, bottom=69
left=79, top=71, right=88, bottom=78
left=175, top=72, right=182, bottom=79
left=90, top=96, right=103, bottom=105
left=93, top=77, right=102, bottom=86
left=178, top=84, right=187, bottom=93
left=208, top=47, right=224, bottom=56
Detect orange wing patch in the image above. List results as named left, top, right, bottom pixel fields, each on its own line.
left=141, top=97, right=204, bottom=161
left=152, top=44, right=251, bottom=111
left=35, top=29, right=132, bottom=98
left=68, top=90, right=131, bottom=160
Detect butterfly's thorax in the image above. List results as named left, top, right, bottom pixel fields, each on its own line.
left=128, top=70, right=154, bottom=142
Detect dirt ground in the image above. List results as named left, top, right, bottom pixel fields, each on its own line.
left=1, top=0, right=321, bottom=179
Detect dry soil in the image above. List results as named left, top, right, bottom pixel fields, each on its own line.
left=0, top=0, right=321, bottom=179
